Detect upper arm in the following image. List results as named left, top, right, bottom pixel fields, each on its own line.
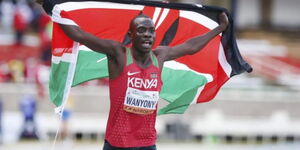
left=155, top=43, right=193, bottom=62
left=59, top=24, right=122, bottom=57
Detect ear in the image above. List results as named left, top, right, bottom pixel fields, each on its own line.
left=127, top=30, right=132, bottom=39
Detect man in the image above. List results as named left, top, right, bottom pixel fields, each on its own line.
left=38, top=1, right=228, bottom=149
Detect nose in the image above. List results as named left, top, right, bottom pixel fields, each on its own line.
left=143, top=30, right=153, bottom=38
left=144, top=30, right=151, bottom=36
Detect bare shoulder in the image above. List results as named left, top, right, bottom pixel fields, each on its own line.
left=153, top=46, right=170, bottom=57
left=153, top=46, right=171, bottom=69
left=153, top=46, right=171, bottom=62
left=107, top=45, right=126, bottom=79
left=107, top=43, right=126, bottom=61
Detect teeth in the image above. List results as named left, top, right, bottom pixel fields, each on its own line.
left=142, top=41, right=152, bottom=46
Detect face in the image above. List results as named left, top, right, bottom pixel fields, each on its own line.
left=129, top=17, right=156, bottom=53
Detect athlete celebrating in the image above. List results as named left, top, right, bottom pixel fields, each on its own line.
left=37, top=1, right=228, bottom=149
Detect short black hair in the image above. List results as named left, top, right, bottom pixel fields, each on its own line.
left=129, top=13, right=151, bottom=31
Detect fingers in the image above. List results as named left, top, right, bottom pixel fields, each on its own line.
left=219, top=12, right=228, bottom=22
left=218, top=12, right=229, bottom=31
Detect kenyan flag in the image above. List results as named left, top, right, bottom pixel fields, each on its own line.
left=46, top=0, right=252, bottom=114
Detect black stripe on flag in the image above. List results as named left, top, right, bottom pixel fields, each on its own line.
left=160, top=18, right=179, bottom=46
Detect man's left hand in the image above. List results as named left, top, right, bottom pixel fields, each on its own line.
left=218, top=12, right=229, bottom=31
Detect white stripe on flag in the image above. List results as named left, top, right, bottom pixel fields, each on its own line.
left=152, top=7, right=161, bottom=25
left=52, top=5, right=78, bottom=25
left=156, top=8, right=169, bottom=29
left=52, top=53, right=74, bottom=64
left=191, top=86, right=205, bottom=104
left=57, top=2, right=144, bottom=11
left=78, top=45, right=107, bottom=63
left=97, top=57, right=107, bottom=63
left=218, top=43, right=232, bottom=77
left=55, top=42, right=80, bottom=114
left=79, top=45, right=93, bottom=51
left=179, top=10, right=219, bottom=31
left=164, top=60, right=213, bottom=82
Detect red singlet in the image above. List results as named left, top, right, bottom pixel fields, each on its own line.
left=105, top=48, right=162, bottom=147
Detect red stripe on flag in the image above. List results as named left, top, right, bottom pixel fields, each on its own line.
left=197, top=62, right=230, bottom=103
left=142, top=6, right=156, bottom=19
left=52, top=23, right=74, bottom=56
left=66, top=9, right=141, bottom=42
left=60, top=10, right=72, bottom=20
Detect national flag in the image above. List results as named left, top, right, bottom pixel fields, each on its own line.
left=43, top=0, right=252, bottom=114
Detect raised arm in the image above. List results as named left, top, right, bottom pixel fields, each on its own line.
left=155, top=12, right=229, bottom=61
left=59, top=24, right=122, bottom=57
left=36, top=0, right=122, bottom=57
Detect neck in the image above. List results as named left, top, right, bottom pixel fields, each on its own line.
left=131, top=47, right=151, bottom=68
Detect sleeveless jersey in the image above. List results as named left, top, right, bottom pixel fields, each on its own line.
left=105, top=47, right=162, bottom=148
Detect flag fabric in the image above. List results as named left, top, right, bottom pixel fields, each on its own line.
left=44, top=0, right=252, bottom=114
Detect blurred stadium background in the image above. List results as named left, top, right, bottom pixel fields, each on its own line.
left=0, top=0, right=299, bottom=149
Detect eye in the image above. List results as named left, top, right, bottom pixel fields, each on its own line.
left=137, top=27, right=146, bottom=33
left=149, top=28, right=155, bottom=33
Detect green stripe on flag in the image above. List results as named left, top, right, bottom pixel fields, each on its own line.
left=158, top=67, right=209, bottom=115
left=49, top=62, right=70, bottom=106
left=72, top=50, right=109, bottom=86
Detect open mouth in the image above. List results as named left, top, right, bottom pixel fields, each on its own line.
left=142, top=41, right=153, bottom=47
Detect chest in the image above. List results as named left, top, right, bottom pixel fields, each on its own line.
left=125, top=64, right=160, bottom=90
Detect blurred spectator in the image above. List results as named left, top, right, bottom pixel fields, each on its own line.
left=24, top=57, right=39, bottom=83
left=36, top=61, right=50, bottom=99
left=8, top=59, right=24, bottom=83
left=37, top=13, right=52, bottom=65
left=23, top=57, right=50, bottom=99
left=0, top=61, right=12, bottom=82
left=13, top=8, right=26, bottom=45
left=0, top=58, right=50, bottom=84
left=19, top=95, right=39, bottom=140
left=13, top=0, right=33, bottom=45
